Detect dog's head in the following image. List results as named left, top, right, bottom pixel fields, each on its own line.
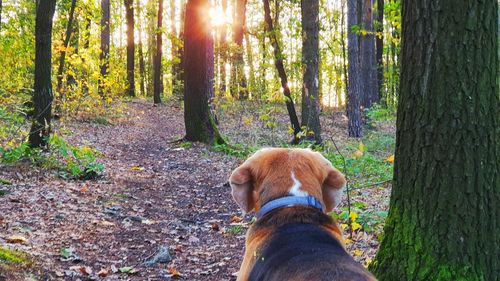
left=229, top=148, right=346, bottom=214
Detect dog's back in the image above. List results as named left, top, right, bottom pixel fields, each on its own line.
left=249, top=222, right=375, bottom=281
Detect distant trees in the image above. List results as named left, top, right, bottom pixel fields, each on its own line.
left=300, top=0, right=321, bottom=144
left=231, top=0, right=248, bottom=99
left=263, top=0, right=301, bottom=141
left=183, top=0, right=224, bottom=144
left=29, top=0, right=57, bottom=148
left=55, top=0, right=77, bottom=96
left=99, top=0, right=110, bottom=97
left=347, top=0, right=363, bottom=138
left=153, top=0, right=163, bottom=104
left=124, top=0, right=135, bottom=97
left=371, top=0, right=499, bottom=280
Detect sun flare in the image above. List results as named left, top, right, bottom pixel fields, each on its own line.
left=209, top=6, right=227, bottom=27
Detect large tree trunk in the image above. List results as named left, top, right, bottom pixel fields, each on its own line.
left=153, top=0, right=163, bottom=104
left=231, top=0, right=248, bottom=99
left=29, top=0, right=56, bottom=148
left=347, top=0, right=363, bottom=138
left=183, top=0, right=224, bottom=144
left=263, top=0, right=301, bottom=141
left=370, top=1, right=499, bottom=280
left=360, top=0, right=378, bottom=108
left=56, top=0, right=77, bottom=95
left=300, top=0, right=321, bottom=144
left=125, top=0, right=135, bottom=97
left=99, top=0, right=110, bottom=97
left=375, top=0, right=383, bottom=101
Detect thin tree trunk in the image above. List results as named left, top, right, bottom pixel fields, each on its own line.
left=219, top=0, right=228, bottom=94
left=137, top=2, right=146, bottom=96
left=125, top=0, right=136, bottom=97
left=170, top=0, right=181, bottom=97
left=56, top=0, right=77, bottom=95
left=99, top=0, right=111, bottom=97
left=300, top=0, right=321, bottom=144
left=245, top=32, right=256, bottom=97
left=231, top=0, right=248, bottom=99
left=0, top=0, right=2, bottom=31
left=375, top=0, right=383, bottom=102
left=263, top=0, right=301, bottom=141
left=183, top=0, right=224, bottom=144
left=153, top=0, right=163, bottom=104
left=29, top=0, right=56, bottom=148
left=371, top=1, right=499, bottom=280
left=347, top=0, right=363, bottom=137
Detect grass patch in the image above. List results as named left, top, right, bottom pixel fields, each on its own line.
left=0, top=247, right=29, bottom=264
left=226, top=225, right=244, bottom=235
left=212, top=143, right=256, bottom=159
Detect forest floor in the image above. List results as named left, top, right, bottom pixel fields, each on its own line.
left=0, top=99, right=395, bottom=280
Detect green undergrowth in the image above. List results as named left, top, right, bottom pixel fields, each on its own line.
left=0, top=134, right=104, bottom=180
left=0, top=246, right=30, bottom=265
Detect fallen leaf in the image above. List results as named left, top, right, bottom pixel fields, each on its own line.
left=119, top=266, right=137, bottom=274
left=130, top=166, right=144, bottom=171
left=168, top=266, right=182, bottom=278
left=97, top=268, right=109, bottom=277
left=141, top=219, right=157, bottom=225
left=211, top=222, right=220, bottom=231
left=352, top=249, right=364, bottom=256
left=7, top=235, right=28, bottom=244
left=351, top=222, right=362, bottom=231
left=386, top=155, right=395, bottom=164
left=230, top=215, right=243, bottom=223
left=79, top=186, right=89, bottom=193
left=353, top=150, right=364, bottom=159
left=79, top=266, right=92, bottom=276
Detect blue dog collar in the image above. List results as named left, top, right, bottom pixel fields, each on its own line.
left=257, top=196, right=324, bottom=219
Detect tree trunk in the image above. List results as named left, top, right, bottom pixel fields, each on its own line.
left=153, top=0, right=163, bottom=104
left=370, top=1, right=499, bottom=280
left=375, top=0, right=383, bottom=101
left=170, top=0, right=182, bottom=98
left=0, top=0, right=2, bottom=31
left=263, top=0, right=301, bottom=141
left=300, top=0, right=321, bottom=144
left=218, top=0, right=228, bottom=95
left=231, top=0, right=248, bottom=99
left=137, top=2, right=146, bottom=96
left=125, top=0, right=135, bottom=97
left=56, top=0, right=77, bottom=95
left=183, top=0, right=224, bottom=144
left=29, top=0, right=56, bottom=148
left=347, top=0, right=363, bottom=138
left=244, top=32, right=256, bottom=97
left=99, top=0, right=110, bottom=97
left=360, top=0, right=377, bottom=108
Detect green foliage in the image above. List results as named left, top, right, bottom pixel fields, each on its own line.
left=0, top=247, right=29, bottom=264
left=226, top=225, right=243, bottom=235
left=366, top=104, right=397, bottom=122
left=212, top=143, right=255, bottom=159
left=0, top=134, right=104, bottom=180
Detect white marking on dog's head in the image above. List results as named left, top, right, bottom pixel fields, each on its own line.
left=289, top=172, right=308, bottom=197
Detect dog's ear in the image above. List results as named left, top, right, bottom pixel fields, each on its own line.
left=322, top=165, right=346, bottom=213
left=229, top=163, right=256, bottom=213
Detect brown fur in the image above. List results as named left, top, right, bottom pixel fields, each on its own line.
left=229, top=148, right=376, bottom=281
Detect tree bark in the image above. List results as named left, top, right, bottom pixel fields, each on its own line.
left=375, top=0, right=383, bottom=101
left=99, top=0, right=110, bottom=97
left=125, top=0, right=136, bottom=97
left=137, top=2, right=146, bottom=96
left=183, top=0, right=224, bottom=144
left=370, top=1, right=499, bottom=280
left=218, top=0, right=228, bottom=95
left=263, top=0, right=301, bottom=141
left=0, top=0, right=2, bottom=31
left=170, top=0, right=182, bottom=97
left=347, top=0, right=363, bottom=138
left=231, top=0, right=248, bottom=99
left=360, top=0, right=378, bottom=108
left=153, top=0, right=163, bottom=104
left=300, top=0, right=321, bottom=144
left=29, top=0, right=56, bottom=148
left=56, top=0, right=77, bottom=95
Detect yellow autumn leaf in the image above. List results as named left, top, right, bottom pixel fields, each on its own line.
left=352, top=221, right=362, bottom=231
left=130, top=166, right=144, bottom=171
left=349, top=211, right=358, bottom=221
left=358, top=142, right=366, bottom=152
left=352, top=248, right=364, bottom=256
left=7, top=235, right=28, bottom=244
left=340, top=223, right=348, bottom=230
left=386, top=154, right=395, bottom=164
left=343, top=238, right=353, bottom=245
left=243, top=116, right=253, bottom=126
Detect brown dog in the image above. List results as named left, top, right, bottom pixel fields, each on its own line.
left=229, top=148, right=376, bottom=281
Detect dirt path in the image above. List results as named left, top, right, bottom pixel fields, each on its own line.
left=1, top=100, right=245, bottom=280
